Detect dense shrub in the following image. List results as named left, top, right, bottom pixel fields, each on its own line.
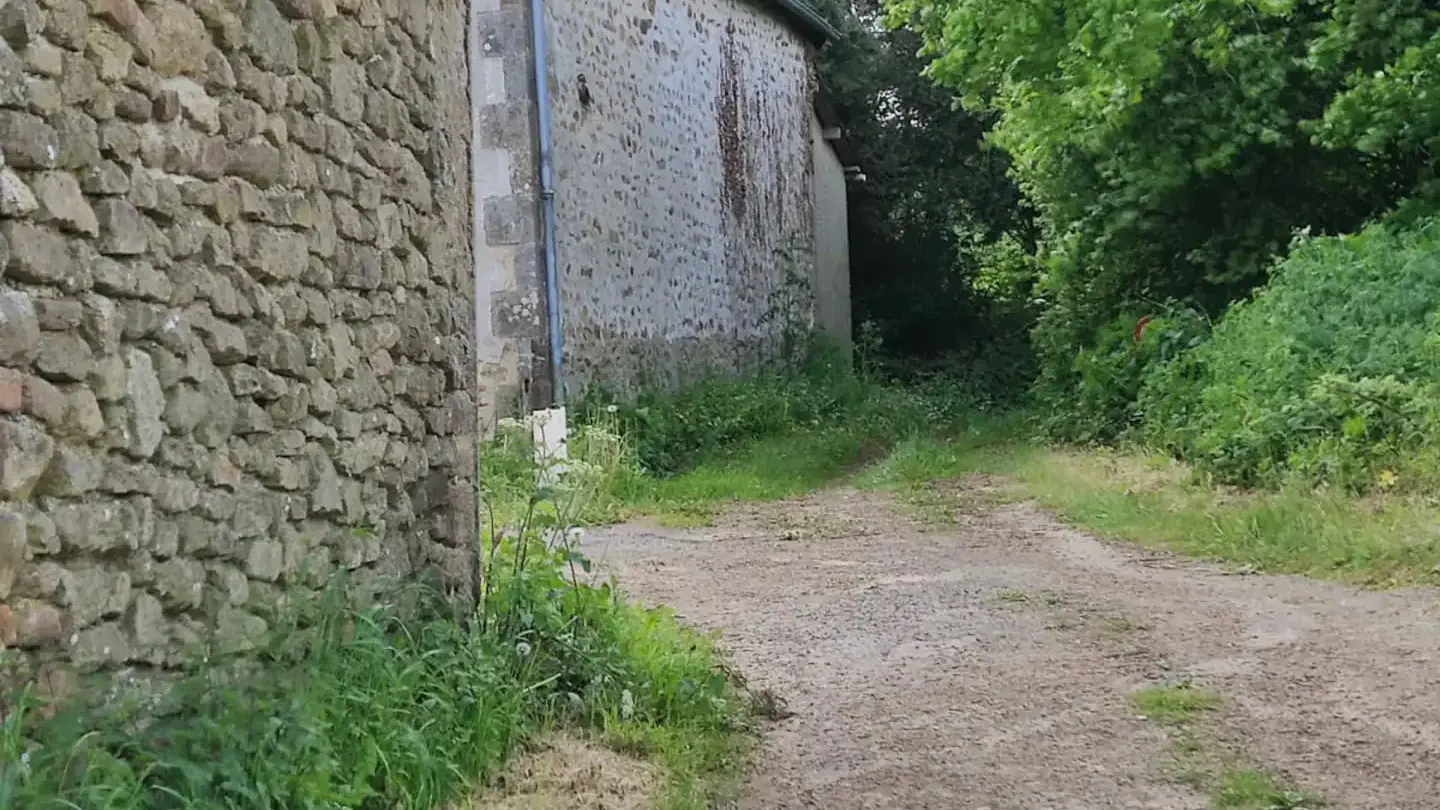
left=1141, top=218, right=1440, bottom=490
left=1038, top=307, right=1209, bottom=444
left=888, top=0, right=1440, bottom=416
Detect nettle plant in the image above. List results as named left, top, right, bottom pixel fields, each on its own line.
left=474, top=422, right=605, bottom=642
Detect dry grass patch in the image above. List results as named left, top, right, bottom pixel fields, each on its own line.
left=470, top=735, right=661, bottom=810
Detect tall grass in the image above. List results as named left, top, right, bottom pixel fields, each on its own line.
left=562, top=340, right=974, bottom=523
left=3, top=428, right=748, bottom=810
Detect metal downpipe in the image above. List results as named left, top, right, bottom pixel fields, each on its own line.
left=529, top=0, right=567, bottom=407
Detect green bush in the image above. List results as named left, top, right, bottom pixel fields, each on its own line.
left=1038, top=307, right=1209, bottom=444
left=1141, top=218, right=1440, bottom=489
left=893, top=0, right=1439, bottom=418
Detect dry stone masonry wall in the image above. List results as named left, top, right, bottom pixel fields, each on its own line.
left=544, top=0, right=817, bottom=394
left=0, top=0, right=477, bottom=692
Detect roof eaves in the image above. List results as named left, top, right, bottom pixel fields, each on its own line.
left=813, top=90, right=843, bottom=131
left=812, top=89, right=860, bottom=167
left=762, top=0, right=840, bottom=47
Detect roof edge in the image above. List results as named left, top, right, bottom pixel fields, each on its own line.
left=765, top=0, right=840, bottom=47
left=813, top=90, right=842, bottom=130
left=813, top=91, right=860, bottom=168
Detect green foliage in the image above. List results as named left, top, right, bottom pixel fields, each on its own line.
left=1307, top=0, right=1440, bottom=163
left=1042, top=307, right=1209, bottom=443
left=1141, top=217, right=1440, bottom=490
left=558, top=339, right=997, bottom=525
left=578, top=342, right=933, bottom=477
left=3, top=462, right=744, bottom=810
left=886, top=0, right=1440, bottom=419
left=806, top=0, right=1038, bottom=368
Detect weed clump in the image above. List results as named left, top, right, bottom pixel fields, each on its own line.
left=577, top=340, right=970, bottom=477
left=1, top=428, right=745, bottom=810
left=1131, top=683, right=1222, bottom=726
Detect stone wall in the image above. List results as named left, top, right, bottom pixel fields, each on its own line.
left=0, top=0, right=477, bottom=690
left=543, top=0, right=817, bottom=395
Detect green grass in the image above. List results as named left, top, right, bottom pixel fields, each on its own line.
left=857, top=414, right=1027, bottom=489
left=863, top=427, right=1440, bottom=587
left=1020, top=449, right=1440, bottom=586
left=2, top=577, right=749, bottom=810
left=556, top=347, right=955, bottom=527
left=1131, top=684, right=1223, bottom=725
left=991, top=588, right=1032, bottom=604
left=614, top=428, right=884, bottom=525
left=6, top=441, right=751, bottom=810
left=602, top=720, right=749, bottom=810
left=1211, top=769, right=1322, bottom=809
left=1164, top=737, right=1321, bottom=810
left=486, top=422, right=893, bottom=530
left=1123, top=684, right=1318, bottom=808
left=590, top=603, right=753, bottom=810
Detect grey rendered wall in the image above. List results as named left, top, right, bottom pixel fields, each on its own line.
left=542, top=0, right=817, bottom=395
left=810, top=111, right=850, bottom=345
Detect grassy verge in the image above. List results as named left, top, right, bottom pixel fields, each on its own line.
left=607, top=427, right=889, bottom=527
left=482, top=344, right=972, bottom=528
left=4, top=592, right=748, bottom=810
left=4, top=436, right=751, bottom=810
left=590, top=605, right=754, bottom=810
left=483, top=417, right=876, bottom=530
left=863, top=425, right=1440, bottom=587
left=534, top=347, right=1440, bottom=588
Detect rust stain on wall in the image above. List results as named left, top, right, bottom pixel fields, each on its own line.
left=546, top=0, right=817, bottom=393
left=718, top=22, right=748, bottom=220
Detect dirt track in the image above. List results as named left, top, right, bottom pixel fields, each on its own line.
left=584, top=483, right=1440, bottom=809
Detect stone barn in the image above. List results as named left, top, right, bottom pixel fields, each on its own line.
left=0, top=0, right=850, bottom=688
left=474, top=0, right=851, bottom=414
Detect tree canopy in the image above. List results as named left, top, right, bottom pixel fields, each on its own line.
left=805, top=0, right=1036, bottom=387
left=863, top=0, right=1440, bottom=423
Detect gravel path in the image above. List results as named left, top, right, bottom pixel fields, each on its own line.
left=584, top=483, right=1440, bottom=809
